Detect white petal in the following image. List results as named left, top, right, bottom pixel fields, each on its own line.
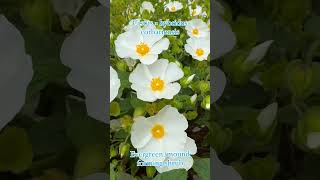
left=147, top=58, right=169, bottom=78
left=245, top=40, right=274, bottom=63
left=150, top=38, right=170, bottom=55
left=115, top=30, right=141, bottom=59
left=212, top=149, right=243, bottom=180
left=157, top=83, right=181, bottom=99
left=162, top=131, right=187, bottom=152
left=140, top=54, right=158, bottom=65
left=110, top=67, right=120, bottom=102
left=163, top=62, right=184, bottom=83
left=131, top=84, right=158, bottom=102
left=184, top=137, right=197, bottom=155
left=131, top=116, right=153, bottom=149
left=155, top=105, right=188, bottom=132
left=213, top=14, right=236, bottom=60
left=212, top=66, right=226, bottom=102
left=137, top=138, right=166, bottom=162
left=257, top=102, right=278, bottom=131
left=129, top=63, right=152, bottom=87
left=307, top=132, right=320, bottom=149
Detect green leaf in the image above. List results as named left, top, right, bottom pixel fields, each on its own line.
left=74, top=144, right=106, bottom=178
left=153, top=169, right=187, bottom=180
left=0, top=127, right=33, bottom=173
left=192, top=158, right=210, bottom=180
left=242, top=155, right=277, bottom=180
left=66, top=98, right=107, bottom=149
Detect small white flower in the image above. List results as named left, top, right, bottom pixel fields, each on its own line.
left=185, top=19, right=210, bottom=38
left=0, top=15, right=33, bottom=130
left=129, top=59, right=184, bottom=102
left=189, top=5, right=202, bottom=16
left=115, top=25, right=170, bottom=65
left=60, top=6, right=108, bottom=122
left=155, top=137, right=197, bottom=173
left=184, top=37, right=210, bottom=61
left=257, top=102, right=278, bottom=132
left=307, top=132, right=320, bottom=149
left=212, top=66, right=226, bottom=102
left=165, top=1, right=183, bottom=12
left=110, top=67, right=120, bottom=102
left=140, top=1, right=155, bottom=13
left=131, top=105, right=189, bottom=162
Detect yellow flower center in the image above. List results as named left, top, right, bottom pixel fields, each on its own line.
left=171, top=6, right=176, bottom=12
left=136, top=43, right=150, bottom=56
left=192, top=28, right=199, bottom=35
left=196, top=48, right=204, bottom=56
left=150, top=77, right=165, bottom=91
left=192, top=10, right=197, bottom=16
left=151, top=124, right=165, bottom=139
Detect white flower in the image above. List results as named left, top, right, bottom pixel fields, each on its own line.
left=257, top=102, right=278, bottom=132
left=0, top=16, right=33, bottom=130
left=51, top=0, right=86, bottom=16
left=115, top=25, right=170, bottom=65
left=189, top=5, right=202, bottom=16
left=131, top=105, right=189, bottom=163
left=212, top=66, right=226, bottom=102
left=212, top=1, right=236, bottom=60
left=60, top=6, right=107, bottom=123
left=110, top=67, right=120, bottom=102
left=129, top=59, right=183, bottom=102
left=212, top=149, right=243, bottom=180
left=77, top=173, right=108, bottom=180
left=164, top=1, right=183, bottom=12
left=307, top=132, right=320, bottom=149
left=185, top=37, right=210, bottom=61
left=155, top=137, right=197, bottom=173
left=185, top=19, right=210, bottom=38
left=140, top=1, right=155, bottom=13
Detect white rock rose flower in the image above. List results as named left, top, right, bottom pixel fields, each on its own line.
left=189, top=5, right=202, bottom=16
left=185, top=19, right=210, bottom=38
left=155, top=137, right=197, bottom=173
left=115, top=25, right=170, bottom=65
left=60, top=6, right=107, bottom=123
left=129, top=59, right=183, bottom=102
left=131, top=105, right=188, bottom=162
left=140, top=1, right=155, bottom=13
left=185, top=37, right=210, bottom=61
left=0, top=15, right=33, bottom=130
left=165, top=1, right=183, bottom=12
left=110, top=67, right=120, bottom=102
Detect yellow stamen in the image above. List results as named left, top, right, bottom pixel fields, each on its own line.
left=196, top=48, right=204, bottom=56
left=151, top=124, right=165, bottom=139
left=136, top=43, right=150, bottom=56
left=171, top=6, right=176, bottom=12
left=150, top=77, right=165, bottom=91
left=192, top=28, right=199, bottom=35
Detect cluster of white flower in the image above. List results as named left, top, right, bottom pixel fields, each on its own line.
left=109, top=0, right=213, bottom=173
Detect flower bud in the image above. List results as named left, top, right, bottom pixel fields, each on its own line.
left=120, top=115, right=133, bottom=129
left=185, top=111, right=198, bottom=120
left=110, top=146, right=118, bottom=158
left=119, top=143, right=130, bottom=158
left=146, top=166, right=156, bottom=178
left=201, top=95, right=210, bottom=110
left=286, top=60, right=313, bottom=99
left=134, top=106, right=146, bottom=117
left=190, top=94, right=198, bottom=104
left=199, top=81, right=210, bottom=94
left=110, top=101, right=120, bottom=117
